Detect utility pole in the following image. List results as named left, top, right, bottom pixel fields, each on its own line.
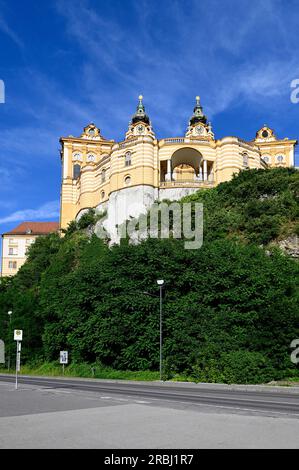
left=157, top=280, right=164, bottom=381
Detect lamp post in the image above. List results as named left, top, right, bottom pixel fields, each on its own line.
left=157, top=280, right=164, bottom=381
left=7, top=310, right=12, bottom=371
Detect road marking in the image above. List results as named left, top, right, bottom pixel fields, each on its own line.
left=1, top=377, right=299, bottom=415
left=147, top=397, right=299, bottom=417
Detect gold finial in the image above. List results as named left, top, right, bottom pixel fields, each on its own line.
left=139, top=94, right=143, bottom=100
left=196, top=95, right=200, bottom=101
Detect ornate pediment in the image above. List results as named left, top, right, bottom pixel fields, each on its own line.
left=81, top=123, right=102, bottom=140
left=255, top=126, right=276, bottom=142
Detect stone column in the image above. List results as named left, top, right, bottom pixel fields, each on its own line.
left=209, top=164, right=214, bottom=182
left=199, top=164, right=203, bottom=181
left=165, top=159, right=172, bottom=181
left=203, top=160, right=208, bottom=181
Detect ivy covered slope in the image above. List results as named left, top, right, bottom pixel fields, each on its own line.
left=0, top=168, right=298, bottom=384
left=182, top=167, right=299, bottom=250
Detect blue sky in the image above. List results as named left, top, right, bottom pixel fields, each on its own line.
left=0, top=0, right=299, bottom=238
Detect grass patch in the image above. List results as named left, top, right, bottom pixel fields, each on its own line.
left=1, top=362, right=298, bottom=385
left=0, top=362, right=161, bottom=381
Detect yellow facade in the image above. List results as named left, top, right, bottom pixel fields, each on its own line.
left=60, top=97, right=297, bottom=230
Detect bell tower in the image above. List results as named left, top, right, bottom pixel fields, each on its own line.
left=125, top=95, right=155, bottom=140
left=185, top=96, right=214, bottom=140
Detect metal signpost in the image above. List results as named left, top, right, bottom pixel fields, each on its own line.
left=60, top=351, right=68, bottom=375
left=14, top=329, right=23, bottom=390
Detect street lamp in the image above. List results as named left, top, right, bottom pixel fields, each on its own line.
left=157, top=280, right=164, bottom=381
left=7, top=310, right=12, bottom=371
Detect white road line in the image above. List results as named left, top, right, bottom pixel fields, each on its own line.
left=2, top=378, right=299, bottom=412
left=146, top=397, right=299, bottom=417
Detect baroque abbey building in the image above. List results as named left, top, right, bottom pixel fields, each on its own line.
left=60, top=96, right=297, bottom=237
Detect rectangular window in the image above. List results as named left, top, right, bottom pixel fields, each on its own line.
left=125, top=153, right=132, bottom=167
left=8, top=261, right=17, bottom=269
left=8, top=247, right=18, bottom=256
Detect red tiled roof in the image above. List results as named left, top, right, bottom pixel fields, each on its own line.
left=2, top=221, right=59, bottom=236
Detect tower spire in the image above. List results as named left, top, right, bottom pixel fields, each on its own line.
left=125, top=95, right=155, bottom=139
left=131, top=94, right=150, bottom=125
left=189, top=95, right=207, bottom=126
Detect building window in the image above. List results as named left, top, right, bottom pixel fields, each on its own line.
left=9, top=238, right=14, bottom=244
left=73, top=164, right=81, bottom=179
left=125, top=151, right=132, bottom=167
left=9, top=247, right=16, bottom=256
left=8, top=261, right=17, bottom=269
left=73, top=153, right=82, bottom=161
left=262, top=155, right=270, bottom=163
left=276, top=155, right=284, bottom=162
left=242, top=152, right=249, bottom=167
left=87, top=154, right=95, bottom=163
left=101, top=169, right=106, bottom=183
left=124, top=175, right=131, bottom=186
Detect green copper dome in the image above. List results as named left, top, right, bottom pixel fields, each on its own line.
left=131, top=95, right=150, bottom=125
left=189, top=96, right=207, bottom=126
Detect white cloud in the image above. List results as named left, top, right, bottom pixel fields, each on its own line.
left=53, top=0, right=299, bottom=138
left=0, top=200, right=60, bottom=224
left=0, top=12, right=24, bottom=49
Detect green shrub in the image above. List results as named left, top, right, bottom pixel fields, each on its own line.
left=191, top=351, right=276, bottom=384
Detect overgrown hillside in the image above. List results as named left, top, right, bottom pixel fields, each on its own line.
left=182, top=167, right=299, bottom=249
left=0, top=168, right=298, bottom=384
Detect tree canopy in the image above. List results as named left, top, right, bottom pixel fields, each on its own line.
left=1, top=168, right=298, bottom=383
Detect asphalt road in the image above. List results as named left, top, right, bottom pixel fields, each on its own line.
left=1, top=374, right=299, bottom=416
left=1, top=375, right=299, bottom=448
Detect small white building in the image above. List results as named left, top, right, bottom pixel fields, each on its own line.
left=1, top=221, right=59, bottom=276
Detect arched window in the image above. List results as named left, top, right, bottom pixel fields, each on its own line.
left=124, top=175, right=131, bottom=186
left=242, top=152, right=249, bottom=167
left=73, top=164, right=81, bottom=179
left=87, top=154, right=95, bottom=163
left=101, top=169, right=106, bottom=183
left=125, top=151, right=132, bottom=167
left=276, top=154, right=284, bottom=163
